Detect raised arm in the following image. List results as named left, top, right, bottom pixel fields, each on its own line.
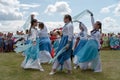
left=87, top=10, right=95, bottom=29
left=91, top=15, right=95, bottom=28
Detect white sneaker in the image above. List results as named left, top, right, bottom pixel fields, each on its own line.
left=49, top=71, right=56, bottom=75
left=74, top=66, right=77, bottom=69
left=94, top=70, right=102, bottom=72
left=74, top=66, right=79, bottom=69
left=40, top=68, right=44, bottom=72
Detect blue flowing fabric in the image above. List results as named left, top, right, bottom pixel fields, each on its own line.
left=14, top=43, right=32, bottom=53
left=25, top=40, right=31, bottom=44
left=73, top=9, right=89, bottom=21
left=24, top=38, right=39, bottom=63
left=76, top=39, right=99, bottom=62
left=0, top=37, right=3, bottom=47
left=73, top=39, right=88, bottom=55
left=49, top=46, right=66, bottom=64
left=53, top=39, right=60, bottom=52
left=39, top=37, right=51, bottom=53
left=14, top=38, right=40, bottom=63
left=56, top=35, right=73, bottom=65
left=21, top=16, right=31, bottom=30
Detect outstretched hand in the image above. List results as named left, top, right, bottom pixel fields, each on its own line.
left=87, top=10, right=93, bottom=16
left=65, top=44, right=70, bottom=50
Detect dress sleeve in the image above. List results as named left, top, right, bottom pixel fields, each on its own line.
left=68, top=23, right=74, bottom=41
left=91, top=16, right=95, bottom=29
left=31, top=29, right=37, bottom=42
left=96, top=32, right=101, bottom=49
left=80, top=32, right=87, bottom=40
left=79, top=22, right=88, bottom=39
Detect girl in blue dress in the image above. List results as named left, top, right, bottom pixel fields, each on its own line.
left=76, top=10, right=102, bottom=72
left=38, top=22, right=52, bottom=63
left=49, top=14, right=74, bottom=75
left=21, top=19, right=44, bottom=71
left=73, top=21, right=88, bottom=69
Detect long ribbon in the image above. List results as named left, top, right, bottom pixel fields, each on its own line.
left=49, top=46, right=66, bottom=64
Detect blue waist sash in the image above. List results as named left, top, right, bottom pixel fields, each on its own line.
left=39, top=37, right=51, bottom=53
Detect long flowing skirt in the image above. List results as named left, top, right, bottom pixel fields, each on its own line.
left=52, top=35, right=73, bottom=70
left=76, top=39, right=102, bottom=72
left=79, top=54, right=102, bottom=72
left=73, top=39, right=87, bottom=64
left=15, top=39, right=44, bottom=71
left=39, top=37, right=52, bottom=63
left=77, top=39, right=99, bottom=62
left=74, top=39, right=88, bottom=55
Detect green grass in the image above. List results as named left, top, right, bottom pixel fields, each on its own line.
left=0, top=50, right=120, bottom=80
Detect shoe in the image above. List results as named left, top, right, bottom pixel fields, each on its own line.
left=66, top=71, right=72, bottom=74
left=49, top=71, right=56, bottom=75
left=94, top=70, right=102, bottom=72
left=74, top=66, right=79, bottom=69
left=40, top=68, right=44, bottom=72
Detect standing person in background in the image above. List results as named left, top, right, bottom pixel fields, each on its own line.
left=7, top=33, right=14, bottom=52
left=4, top=34, right=9, bottom=52
left=24, top=29, right=30, bottom=44
left=53, top=31, right=61, bottom=53
left=50, top=31, right=57, bottom=45
left=0, top=33, right=4, bottom=53
left=49, top=14, right=74, bottom=75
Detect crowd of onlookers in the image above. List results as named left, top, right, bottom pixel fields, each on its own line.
left=0, top=32, right=14, bottom=53
left=0, top=31, right=120, bottom=53
left=101, top=33, right=120, bottom=50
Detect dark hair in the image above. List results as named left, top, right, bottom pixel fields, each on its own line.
left=96, top=21, right=102, bottom=33
left=31, top=19, right=37, bottom=26
left=29, top=19, right=37, bottom=34
left=38, top=22, right=44, bottom=29
left=56, top=31, right=61, bottom=36
left=25, top=29, right=29, bottom=34
left=31, top=14, right=35, bottom=21
left=64, top=14, right=72, bottom=22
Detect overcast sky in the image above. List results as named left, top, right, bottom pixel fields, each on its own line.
left=0, top=0, right=120, bottom=33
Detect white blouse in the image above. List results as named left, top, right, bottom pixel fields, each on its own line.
left=77, top=22, right=88, bottom=40
left=62, top=22, right=74, bottom=41
left=77, top=31, right=88, bottom=40
left=90, top=16, right=101, bottom=49
left=38, top=26, right=49, bottom=38
left=24, top=34, right=29, bottom=41
left=29, top=28, right=38, bottom=41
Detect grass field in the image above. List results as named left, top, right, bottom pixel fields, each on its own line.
left=0, top=50, right=120, bottom=80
